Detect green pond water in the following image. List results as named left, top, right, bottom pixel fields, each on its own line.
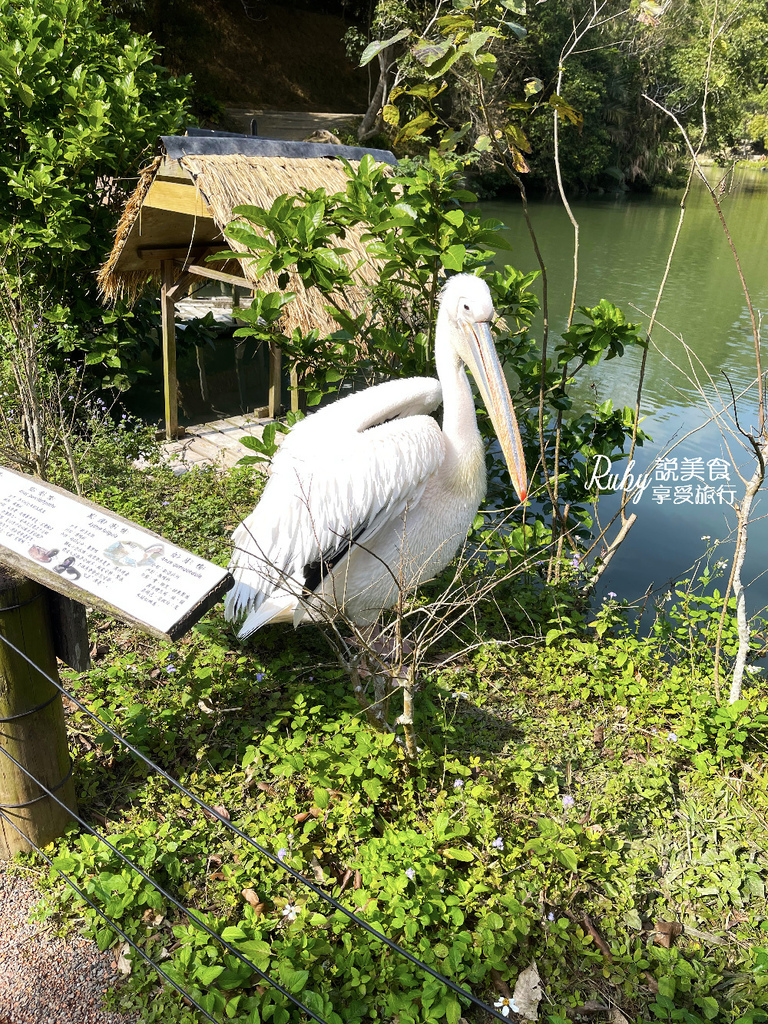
left=484, top=167, right=768, bottom=614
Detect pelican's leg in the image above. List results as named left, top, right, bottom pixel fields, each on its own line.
left=346, top=652, right=401, bottom=742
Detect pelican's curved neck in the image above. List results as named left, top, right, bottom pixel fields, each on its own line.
left=435, top=313, right=482, bottom=459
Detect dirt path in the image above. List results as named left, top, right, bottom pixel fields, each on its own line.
left=0, top=863, right=137, bottom=1024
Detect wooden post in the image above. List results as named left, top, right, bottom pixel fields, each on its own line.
left=161, top=259, right=179, bottom=440
left=268, top=341, right=282, bottom=418
left=290, top=367, right=300, bottom=414
left=0, top=569, right=77, bottom=859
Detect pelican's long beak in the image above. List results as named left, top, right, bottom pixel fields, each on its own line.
left=464, top=320, right=528, bottom=503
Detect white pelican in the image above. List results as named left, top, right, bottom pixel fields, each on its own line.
left=225, top=274, right=528, bottom=639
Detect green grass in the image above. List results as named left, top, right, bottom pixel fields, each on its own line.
left=14, top=462, right=768, bottom=1024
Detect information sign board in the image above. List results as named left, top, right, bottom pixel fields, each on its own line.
left=0, top=466, right=233, bottom=639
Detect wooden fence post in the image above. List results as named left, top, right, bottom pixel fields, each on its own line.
left=0, top=569, right=77, bottom=858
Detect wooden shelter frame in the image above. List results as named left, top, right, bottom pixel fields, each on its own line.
left=98, top=131, right=397, bottom=439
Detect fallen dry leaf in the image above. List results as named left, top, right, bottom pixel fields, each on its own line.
left=574, top=1000, right=609, bottom=1015
left=257, top=782, right=278, bottom=797
left=207, top=804, right=230, bottom=822
left=490, top=968, right=513, bottom=999
left=654, top=920, right=682, bottom=948
left=354, top=869, right=362, bottom=889
left=294, top=811, right=312, bottom=824
left=512, top=961, right=543, bottom=1021
left=610, top=1009, right=631, bottom=1023
left=583, top=913, right=613, bottom=960
left=644, top=972, right=659, bottom=994
left=242, top=888, right=266, bottom=915
left=593, top=725, right=605, bottom=746
left=115, top=941, right=132, bottom=976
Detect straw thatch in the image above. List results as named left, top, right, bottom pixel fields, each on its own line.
left=98, top=136, right=393, bottom=338
left=184, top=153, right=378, bottom=335
left=97, top=155, right=162, bottom=304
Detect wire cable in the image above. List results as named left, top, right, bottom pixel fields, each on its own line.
left=0, top=808, right=220, bottom=1024
left=0, top=630, right=510, bottom=1022
left=0, top=743, right=330, bottom=1024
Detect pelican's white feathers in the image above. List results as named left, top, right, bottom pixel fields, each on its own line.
left=225, top=377, right=445, bottom=636
left=225, top=274, right=528, bottom=638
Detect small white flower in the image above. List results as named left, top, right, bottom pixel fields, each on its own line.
left=667, top=732, right=678, bottom=742
left=405, top=867, right=415, bottom=880
left=282, top=903, right=299, bottom=922
left=277, top=848, right=288, bottom=862
left=561, top=794, right=575, bottom=809
left=494, top=996, right=521, bottom=1017
left=453, top=779, right=464, bottom=790
left=492, top=836, right=504, bottom=851
left=747, top=665, right=760, bottom=674
left=547, top=911, right=555, bottom=921
left=701, top=535, right=711, bottom=541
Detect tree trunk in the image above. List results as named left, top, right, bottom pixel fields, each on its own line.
left=357, top=47, right=393, bottom=143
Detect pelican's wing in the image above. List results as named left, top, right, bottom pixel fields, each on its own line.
left=225, top=377, right=444, bottom=635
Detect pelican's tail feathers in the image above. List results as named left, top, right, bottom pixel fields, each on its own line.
left=224, top=579, right=259, bottom=624
left=237, top=596, right=297, bottom=639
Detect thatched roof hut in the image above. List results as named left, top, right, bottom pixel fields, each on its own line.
left=98, top=131, right=397, bottom=436
left=99, top=131, right=396, bottom=337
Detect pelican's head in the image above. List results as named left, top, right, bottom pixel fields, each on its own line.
left=439, top=274, right=528, bottom=503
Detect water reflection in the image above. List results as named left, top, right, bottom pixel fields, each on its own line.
left=485, top=167, right=768, bottom=614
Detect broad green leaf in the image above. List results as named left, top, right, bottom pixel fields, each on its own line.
left=360, top=28, right=412, bottom=67
left=442, top=847, right=474, bottom=862
left=196, top=964, right=224, bottom=985
left=555, top=847, right=579, bottom=872
left=440, top=243, right=466, bottom=271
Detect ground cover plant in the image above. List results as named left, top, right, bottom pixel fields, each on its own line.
left=7, top=459, right=764, bottom=1024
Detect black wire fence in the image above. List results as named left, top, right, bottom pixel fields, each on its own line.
left=0, top=629, right=515, bottom=1024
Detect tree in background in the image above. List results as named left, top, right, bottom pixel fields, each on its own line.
left=353, top=0, right=768, bottom=192
left=0, top=0, right=191, bottom=383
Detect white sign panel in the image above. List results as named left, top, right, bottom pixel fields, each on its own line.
left=0, top=466, right=232, bottom=638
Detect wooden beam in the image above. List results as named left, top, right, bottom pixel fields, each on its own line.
left=138, top=245, right=220, bottom=263
left=143, top=179, right=213, bottom=219
left=290, top=366, right=300, bottom=414
left=157, top=158, right=191, bottom=182
left=161, top=260, right=179, bottom=440
left=177, top=261, right=253, bottom=291
left=47, top=592, right=90, bottom=672
left=269, top=341, right=282, bottom=418
left=166, top=271, right=196, bottom=304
